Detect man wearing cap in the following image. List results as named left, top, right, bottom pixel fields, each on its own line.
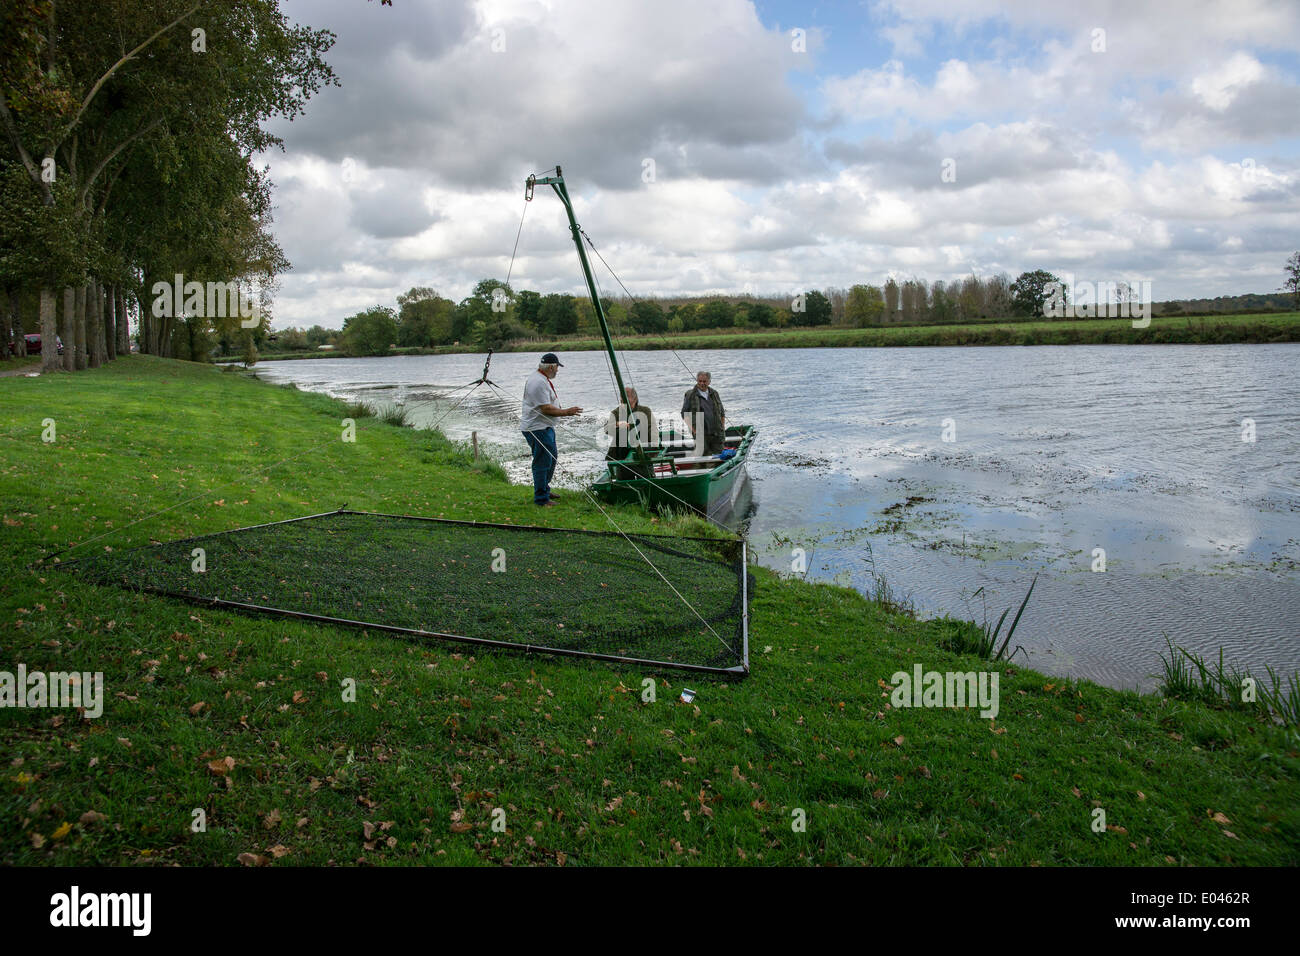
left=521, top=353, right=582, bottom=506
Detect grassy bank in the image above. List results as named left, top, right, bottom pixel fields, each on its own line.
left=247, top=312, right=1300, bottom=362
left=1, top=357, right=1296, bottom=866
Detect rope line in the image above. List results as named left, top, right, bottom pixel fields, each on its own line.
left=486, top=379, right=735, bottom=654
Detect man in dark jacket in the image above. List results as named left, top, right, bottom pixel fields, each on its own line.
left=681, top=371, right=726, bottom=456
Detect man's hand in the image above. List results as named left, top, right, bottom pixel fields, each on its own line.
left=564, top=406, right=583, bottom=416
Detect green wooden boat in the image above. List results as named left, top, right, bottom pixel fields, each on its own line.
left=591, top=424, right=757, bottom=515
left=528, top=166, right=756, bottom=516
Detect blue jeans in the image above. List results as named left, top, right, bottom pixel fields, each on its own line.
left=523, top=427, right=557, bottom=504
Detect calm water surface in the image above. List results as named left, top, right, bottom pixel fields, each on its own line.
left=256, top=344, right=1300, bottom=691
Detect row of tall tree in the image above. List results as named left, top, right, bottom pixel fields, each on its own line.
left=326, top=270, right=1087, bottom=355
left=0, top=1, right=336, bottom=370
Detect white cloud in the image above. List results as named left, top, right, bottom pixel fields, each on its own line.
left=255, top=0, right=1300, bottom=326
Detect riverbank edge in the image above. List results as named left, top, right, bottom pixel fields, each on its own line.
left=1, top=356, right=1295, bottom=866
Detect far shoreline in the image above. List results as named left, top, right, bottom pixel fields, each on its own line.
left=245, top=311, right=1300, bottom=362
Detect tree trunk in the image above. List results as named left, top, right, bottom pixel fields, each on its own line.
left=117, top=289, right=130, bottom=355
left=62, top=287, right=76, bottom=371
left=88, top=279, right=104, bottom=368
left=40, top=288, right=58, bottom=372
left=11, top=288, right=26, bottom=357
left=74, top=284, right=88, bottom=370
left=104, top=284, right=116, bottom=361
left=137, top=276, right=151, bottom=354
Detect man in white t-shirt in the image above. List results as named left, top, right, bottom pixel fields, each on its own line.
left=521, top=353, right=582, bottom=506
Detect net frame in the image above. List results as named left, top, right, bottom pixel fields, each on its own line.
left=59, top=508, right=751, bottom=678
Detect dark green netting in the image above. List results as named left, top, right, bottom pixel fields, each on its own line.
left=63, top=511, right=750, bottom=674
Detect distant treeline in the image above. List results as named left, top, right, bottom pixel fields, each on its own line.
left=266, top=259, right=1300, bottom=357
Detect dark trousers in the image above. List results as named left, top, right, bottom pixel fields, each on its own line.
left=523, top=427, right=557, bottom=504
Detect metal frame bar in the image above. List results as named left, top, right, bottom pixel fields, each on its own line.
left=128, top=585, right=749, bottom=679
left=63, top=508, right=753, bottom=680
left=53, top=508, right=350, bottom=569
left=741, top=539, right=750, bottom=674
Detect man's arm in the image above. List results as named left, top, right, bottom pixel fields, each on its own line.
left=540, top=402, right=581, bottom=417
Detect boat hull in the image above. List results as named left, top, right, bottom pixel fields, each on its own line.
left=591, top=425, right=756, bottom=516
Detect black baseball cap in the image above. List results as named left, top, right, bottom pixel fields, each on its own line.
left=541, top=353, right=564, bottom=366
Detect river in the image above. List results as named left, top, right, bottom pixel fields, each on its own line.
left=254, top=344, right=1300, bottom=692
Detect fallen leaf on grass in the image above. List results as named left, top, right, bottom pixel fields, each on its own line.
left=189, top=701, right=207, bottom=715
left=269, top=845, right=291, bottom=858
left=79, top=811, right=106, bottom=824
left=237, top=852, right=269, bottom=867
left=263, top=809, right=282, bottom=829
left=207, top=756, right=235, bottom=776
left=1210, top=811, right=1232, bottom=825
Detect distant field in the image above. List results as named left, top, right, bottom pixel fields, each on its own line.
left=247, top=312, right=1300, bottom=362
left=507, top=311, right=1300, bottom=354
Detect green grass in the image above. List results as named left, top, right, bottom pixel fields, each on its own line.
left=1161, top=638, right=1300, bottom=726
left=1, top=357, right=1297, bottom=866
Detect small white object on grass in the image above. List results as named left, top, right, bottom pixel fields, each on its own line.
left=680, top=688, right=696, bottom=704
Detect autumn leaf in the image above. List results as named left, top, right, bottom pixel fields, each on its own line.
left=269, top=845, right=291, bottom=858
left=51, top=822, right=72, bottom=840
left=1210, top=811, right=1232, bottom=825
left=207, top=756, right=235, bottom=775
left=189, top=701, right=207, bottom=715
left=292, top=690, right=308, bottom=704
left=263, top=809, right=282, bottom=829
left=79, top=811, right=106, bottom=824
left=449, top=822, right=472, bottom=834
left=893, top=735, right=905, bottom=747
left=237, top=852, right=269, bottom=867
left=362, top=821, right=376, bottom=840
left=31, top=832, right=46, bottom=849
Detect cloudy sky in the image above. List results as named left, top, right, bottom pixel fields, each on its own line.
left=261, top=0, right=1300, bottom=327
